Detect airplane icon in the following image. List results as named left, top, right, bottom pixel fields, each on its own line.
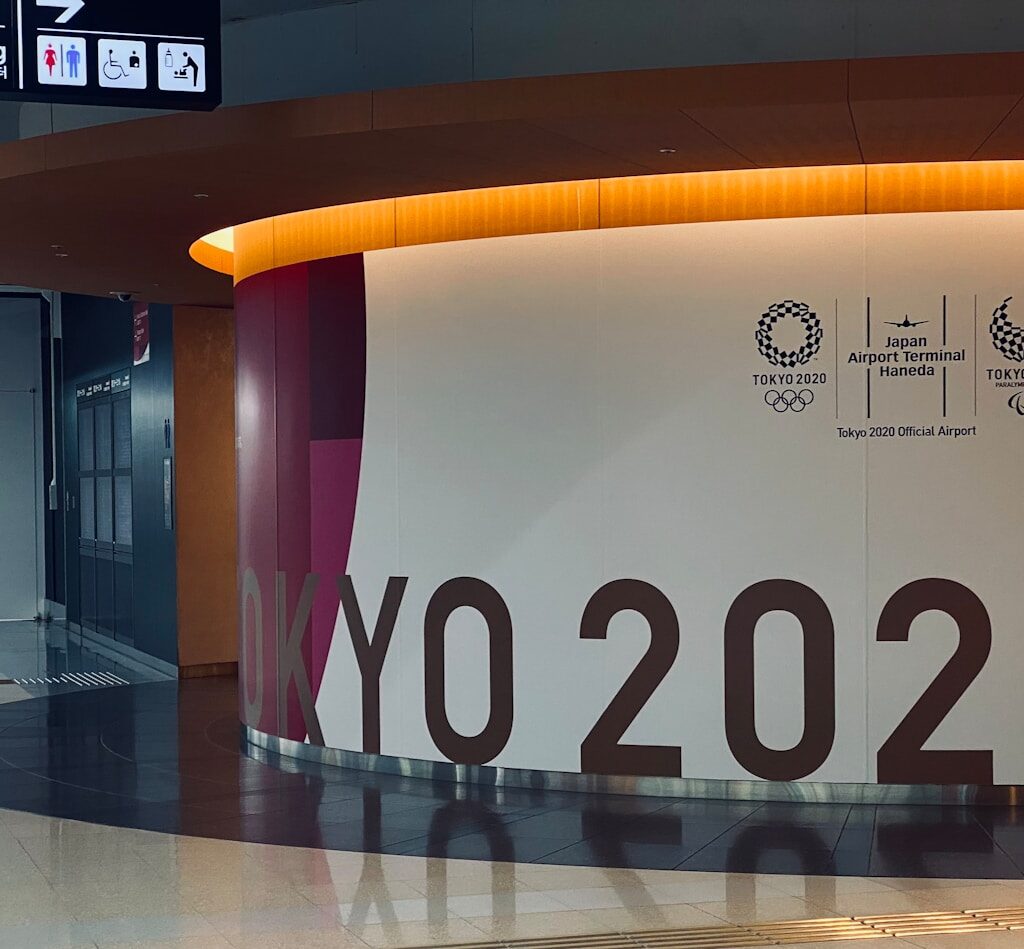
left=885, top=315, right=929, bottom=328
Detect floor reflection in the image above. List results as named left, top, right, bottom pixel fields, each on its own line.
left=0, top=620, right=166, bottom=697
left=0, top=676, right=1022, bottom=879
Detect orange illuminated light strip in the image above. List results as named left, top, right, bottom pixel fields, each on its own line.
left=190, top=161, right=1024, bottom=285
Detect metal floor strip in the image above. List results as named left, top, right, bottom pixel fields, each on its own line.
left=414, top=905, right=1024, bottom=949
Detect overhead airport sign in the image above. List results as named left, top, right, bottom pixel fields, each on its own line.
left=0, top=0, right=220, bottom=110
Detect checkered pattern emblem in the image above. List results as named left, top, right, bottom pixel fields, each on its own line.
left=756, top=300, right=823, bottom=368
left=990, top=297, right=1024, bottom=363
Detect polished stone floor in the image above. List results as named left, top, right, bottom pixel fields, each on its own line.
left=0, top=620, right=164, bottom=705
left=6, top=807, right=1024, bottom=948
left=5, top=657, right=1024, bottom=948
left=1, top=675, right=1024, bottom=881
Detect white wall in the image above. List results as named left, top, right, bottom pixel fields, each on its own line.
left=317, top=210, right=1024, bottom=786
left=0, top=297, right=43, bottom=620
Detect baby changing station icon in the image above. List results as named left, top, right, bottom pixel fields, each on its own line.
left=158, top=43, right=205, bottom=93
left=38, top=34, right=87, bottom=86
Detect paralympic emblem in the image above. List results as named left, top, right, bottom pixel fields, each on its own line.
left=1010, top=391, right=1024, bottom=416
left=765, top=388, right=814, bottom=413
left=991, top=297, right=1024, bottom=363
left=756, top=300, right=823, bottom=368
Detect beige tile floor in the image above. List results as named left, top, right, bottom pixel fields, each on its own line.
left=3, top=807, right=1024, bottom=948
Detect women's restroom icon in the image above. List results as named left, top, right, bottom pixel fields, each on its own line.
left=37, top=34, right=87, bottom=86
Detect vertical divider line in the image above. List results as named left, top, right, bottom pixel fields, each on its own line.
left=861, top=202, right=870, bottom=786
left=272, top=259, right=282, bottom=738
left=33, top=387, right=41, bottom=615
left=974, top=294, right=979, bottom=417
left=835, top=298, right=839, bottom=420
left=16, top=0, right=24, bottom=90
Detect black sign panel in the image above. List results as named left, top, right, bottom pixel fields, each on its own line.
left=0, top=0, right=220, bottom=110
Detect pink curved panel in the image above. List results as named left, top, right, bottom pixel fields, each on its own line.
left=235, top=253, right=367, bottom=742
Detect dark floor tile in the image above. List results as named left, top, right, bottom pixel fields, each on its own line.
left=985, top=825, right=1024, bottom=853
left=975, top=807, right=1024, bottom=830
left=748, top=803, right=852, bottom=825
left=378, top=834, right=432, bottom=856
left=77, top=800, right=213, bottom=835
left=21, top=765, right=184, bottom=803
left=552, top=795, right=681, bottom=817
left=834, top=826, right=875, bottom=852
left=713, top=820, right=848, bottom=850
left=873, top=825, right=1000, bottom=855
left=547, top=840, right=704, bottom=870
left=441, top=835, right=593, bottom=863
left=199, top=782, right=366, bottom=817
left=188, top=817, right=335, bottom=849
left=379, top=803, right=525, bottom=836
left=0, top=785, right=133, bottom=818
left=489, top=810, right=589, bottom=839
left=317, top=820, right=439, bottom=852
left=870, top=850, right=1024, bottom=879
left=0, top=768, right=56, bottom=792
left=3, top=675, right=1024, bottom=881
left=679, top=846, right=840, bottom=875
left=657, top=800, right=764, bottom=824
left=829, top=848, right=873, bottom=876
left=872, top=805, right=980, bottom=826
left=843, top=804, right=877, bottom=827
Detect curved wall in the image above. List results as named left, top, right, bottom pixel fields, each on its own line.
left=237, top=206, right=1024, bottom=794
left=236, top=255, right=367, bottom=742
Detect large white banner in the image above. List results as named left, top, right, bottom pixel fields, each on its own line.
left=317, top=211, right=1024, bottom=786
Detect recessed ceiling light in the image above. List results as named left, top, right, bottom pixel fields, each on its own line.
left=50, top=243, right=63, bottom=250
left=193, top=192, right=210, bottom=199
left=658, top=147, right=678, bottom=155
left=55, top=252, right=69, bottom=258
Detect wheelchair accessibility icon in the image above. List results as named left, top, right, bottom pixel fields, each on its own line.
left=98, top=39, right=147, bottom=90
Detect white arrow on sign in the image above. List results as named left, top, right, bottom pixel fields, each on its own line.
left=37, top=0, right=86, bottom=25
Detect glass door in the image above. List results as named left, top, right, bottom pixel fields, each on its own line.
left=77, top=372, right=133, bottom=646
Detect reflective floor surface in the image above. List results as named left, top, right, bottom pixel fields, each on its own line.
left=0, top=621, right=166, bottom=705
left=2, top=677, right=1024, bottom=880
left=6, top=807, right=1024, bottom=948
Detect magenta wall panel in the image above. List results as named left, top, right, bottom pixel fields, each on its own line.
left=310, top=438, right=363, bottom=695
left=234, top=253, right=367, bottom=743
left=272, top=263, right=313, bottom=742
left=235, top=269, right=280, bottom=736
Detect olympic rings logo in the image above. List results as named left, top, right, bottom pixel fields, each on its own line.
left=765, top=388, right=815, bottom=413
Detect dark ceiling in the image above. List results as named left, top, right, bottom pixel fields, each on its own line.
left=2, top=52, right=1024, bottom=308
left=221, top=0, right=350, bottom=22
